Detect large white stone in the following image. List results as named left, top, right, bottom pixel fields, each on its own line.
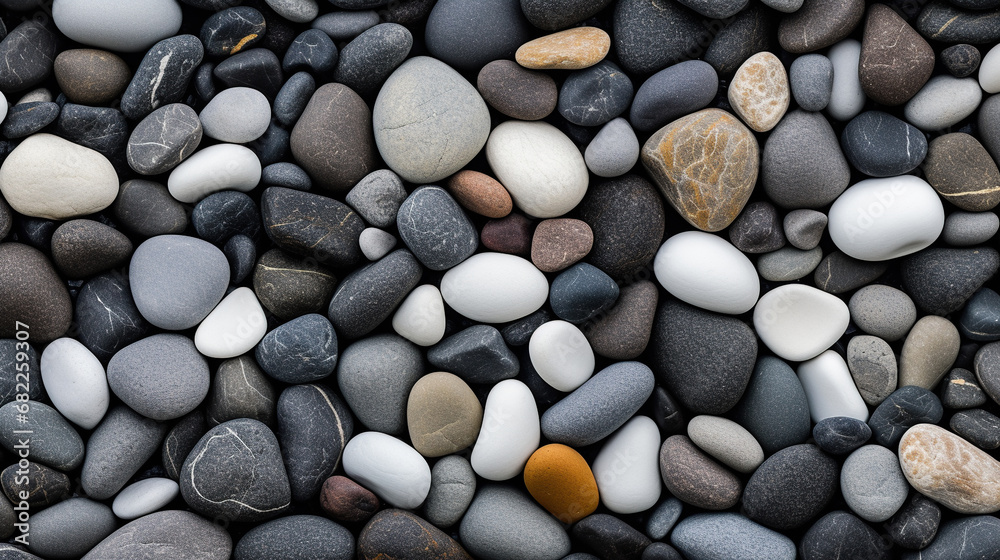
left=392, top=284, right=446, bottom=347
left=592, top=416, right=661, bottom=514
left=981, top=44, right=1000, bottom=94
left=905, top=75, right=982, bottom=130
left=828, top=175, right=944, bottom=261
left=486, top=120, right=589, bottom=218
left=112, top=477, right=180, bottom=520
left=754, top=284, right=850, bottom=362
left=342, top=431, right=432, bottom=509
left=0, top=92, right=7, bottom=125
left=167, top=143, right=262, bottom=204
left=798, top=350, right=870, bottom=422
left=39, top=337, right=109, bottom=430
left=53, top=0, right=183, bottom=53
left=193, top=287, right=267, bottom=359
left=653, top=231, right=760, bottom=315
left=827, top=39, right=865, bottom=121
left=471, top=379, right=540, bottom=481
left=528, top=320, right=595, bottom=392
left=440, top=252, right=549, bottom=324
left=199, top=87, right=271, bottom=143
left=0, top=133, right=118, bottom=220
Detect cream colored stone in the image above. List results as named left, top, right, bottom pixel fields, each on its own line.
left=899, top=423, right=1000, bottom=514
left=729, top=52, right=790, bottom=132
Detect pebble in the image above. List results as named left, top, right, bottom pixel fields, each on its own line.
left=342, top=432, right=431, bottom=511
left=558, top=61, right=632, bottom=127
left=523, top=444, right=598, bottom=523
left=841, top=111, right=927, bottom=177
left=591, top=416, right=661, bottom=514
left=585, top=118, right=640, bottom=177
left=573, top=514, right=652, bottom=560
left=397, top=186, right=477, bottom=271
left=206, top=355, right=275, bottom=427
left=428, top=325, right=518, bottom=385
left=827, top=39, right=865, bottom=121
left=584, top=280, right=658, bottom=360
left=629, top=60, right=719, bottom=133
left=273, top=72, right=315, bottom=128
left=869, top=385, right=943, bottom=448
left=126, top=104, right=202, bottom=176
left=114, top=180, right=188, bottom=236
left=107, top=334, right=209, bottom=421
left=841, top=444, right=909, bottom=522
left=321, top=476, right=379, bottom=524
left=407, top=372, right=481, bottom=457
left=445, top=171, right=512, bottom=219
left=334, top=23, right=411, bottom=96
left=480, top=212, right=532, bottom=256
left=357, top=509, right=468, bottom=560
left=790, top=54, right=834, bottom=111
left=901, top=247, right=1000, bottom=315
left=962, top=288, right=1000, bottom=341
left=925, top=133, right=1000, bottom=211
left=730, top=356, right=812, bottom=454
left=181, top=418, right=291, bottom=522
left=326, top=249, right=422, bottom=339
left=161, top=410, right=206, bottom=481
left=943, top=43, right=982, bottom=77
left=642, top=109, right=758, bottom=232
left=549, top=263, right=619, bottom=323
left=441, top=252, right=548, bottom=324
left=424, top=455, right=475, bottom=528
left=121, top=35, right=204, bottom=121
left=977, top=342, right=1000, bottom=405
left=51, top=219, right=132, bottom=279
left=729, top=201, right=786, bottom=254
left=312, top=10, right=378, bottom=40
left=29, top=498, right=116, bottom=559
left=337, top=334, right=422, bottom=436
left=899, top=423, right=1000, bottom=514
left=529, top=218, right=592, bottom=273
left=283, top=29, right=337, bottom=75
left=754, top=284, right=850, bottom=363
left=460, top=485, right=570, bottom=559
left=944, top=211, right=1000, bottom=246
left=345, top=169, right=406, bottom=229
left=904, top=75, right=982, bottom=130
left=729, top=52, right=789, bottom=132
left=613, top=0, right=703, bottom=75
left=846, top=335, right=897, bottom=407
left=199, top=7, right=265, bottom=58
left=859, top=4, right=934, bottom=106
left=374, top=57, right=489, bottom=184
left=800, top=511, right=891, bottom=560
left=487, top=120, right=588, bottom=219
left=653, top=231, right=759, bottom=315
left=261, top=186, right=364, bottom=268
left=528, top=320, right=594, bottom=392
left=39, top=337, right=109, bottom=430
left=82, top=510, right=232, bottom=559
left=762, top=110, right=850, bottom=209
left=915, top=2, right=1000, bottom=43
left=0, top=243, right=72, bottom=343
left=951, top=408, right=1000, bottom=449
left=687, top=415, right=763, bottom=473
left=704, top=5, right=775, bottom=77
left=646, top=498, right=683, bottom=541
left=814, top=251, right=889, bottom=294
left=813, top=416, right=872, bottom=455
left=743, top=443, right=839, bottom=530
left=757, top=246, right=823, bottom=282
left=52, top=0, right=181, bottom=53
left=777, top=0, right=865, bottom=53
left=0, top=22, right=55, bottom=93
left=81, top=405, right=167, bottom=500
left=899, top=316, right=960, bottom=389
left=671, top=513, right=795, bottom=560
left=516, top=26, right=610, bottom=70
left=199, top=87, right=270, bottom=144
left=252, top=249, right=336, bottom=320
left=194, top=288, right=267, bottom=359
left=849, top=284, right=917, bottom=342
left=0, top=401, right=84, bottom=471
left=213, top=48, right=284, bottom=99
left=659, top=435, right=742, bottom=511
left=798, top=350, right=870, bottom=422
left=235, top=515, right=353, bottom=560
left=942, top=368, right=989, bottom=409
left=0, top=341, right=42, bottom=406
left=2, top=462, right=70, bottom=513
left=390, top=284, right=445, bottom=347
left=424, top=0, right=527, bottom=73
left=168, top=143, right=261, bottom=204
left=277, top=384, right=354, bottom=502
left=886, top=494, right=942, bottom=550
left=470, top=380, right=540, bottom=481
left=112, top=478, right=180, bottom=520
left=2, top=102, right=59, bottom=140
left=477, top=60, right=556, bottom=121
left=907, top=515, right=1000, bottom=560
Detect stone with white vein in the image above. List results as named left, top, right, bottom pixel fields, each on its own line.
left=40, top=337, right=110, bottom=430
left=194, top=287, right=268, bottom=359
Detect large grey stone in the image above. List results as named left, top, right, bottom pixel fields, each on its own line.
left=107, top=334, right=210, bottom=421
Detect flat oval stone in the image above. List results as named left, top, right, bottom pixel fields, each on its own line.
left=744, top=443, right=839, bottom=530
left=290, top=83, right=375, bottom=195
left=899, top=423, right=1000, bottom=513
left=0, top=401, right=84, bottom=471
left=925, top=133, right=1000, bottom=211
left=944, top=211, right=1000, bottom=246
left=334, top=23, right=412, bottom=96
left=277, top=384, right=353, bottom=502
left=206, top=356, right=275, bottom=428
left=460, top=485, right=570, bottom=560
left=813, top=416, right=872, bottom=455
left=757, top=246, right=823, bottom=282
left=397, top=186, right=477, bottom=271
left=572, top=515, right=651, bottom=559
left=112, top=478, right=180, bottom=520
left=646, top=498, right=683, bottom=541
left=108, top=334, right=210, bottom=421
left=213, top=48, right=284, bottom=100
left=480, top=212, right=532, bottom=256
left=477, top=59, right=557, bottom=121
left=321, top=475, right=379, bottom=524
left=962, top=288, right=1000, bottom=341
left=342, top=431, right=430, bottom=509
left=870, top=386, right=945, bottom=448
left=53, top=49, right=129, bottom=105
left=199, top=86, right=270, bottom=144
left=0, top=22, right=57, bottom=93
left=754, top=284, right=850, bottom=363
left=29, top=498, right=116, bottom=559
left=778, top=0, right=865, bottom=53
left=49, top=219, right=132, bottom=279
left=846, top=335, right=898, bottom=407
left=659, top=435, right=741, bottom=510
left=79, top=510, right=231, bottom=560
left=653, top=231, right=759, bottom=315
left=358, top=509, right=470, bottom=560
left=447, top=170, right=512, bottom=219
left=859, top=4, right=934, bottom=105
left=326, top=249, right=422, bottom=339
left=729, top=52, right=789, bottom=132
left=470, top=379, right=540, bottom=481
left=762, top=110, right=850, bottom=209
left=641, top=109, right=758, bottom=232
left=944, top=43, right=982, bottom=77
left=407, top=372, right=482, bottom=458
left=799, top=350, right=870, bottom=423
left=486, top=120, right=588, bottom=219
left=274, top=72, right=315, bottom=128
left=120, top=35, right=204, bottom=121
left=261, top=187, right=364, bottom=269
left=671, top=513, right=795, bottom=560
left=902, top=247, right=1000, bottom=315
left=904, top=75, right=982, bottom=130
left=886, top=494, right=941, bottom=550
left=524, top=444, right=598, bottom=523
left=2, top=461, right=71, bottom=513
left=423, top=455, right=475, bottom=528
left=899, top=316, right=960, bottom=389
left=549, top=263, right=618, bottom=323
left=730, top=356, right=812, bottom=454
left=337, top=334, right=422, bottom=436
left=584, top=280, right=658, bottom=360
left=557, top=61, right=632, bottom=127
left=841, top=444, right=909, bottom=522
left=441, top=252, right=548, bottom=324
left=687, top=415, right=764, bottom=474
left=0, top=134, right=117, bottom=221
left=516, top=26, right=610, bottom=70
left=790, top=54, right=834, bottom=111
left=943, top=367, right=988, bottom=409
left=592, top=416, right=661, bottom=514
left=167, top=143, right=261, bottom=204
left=39, top=337, right=109, bottom=430
left=127, top=104, right=203, bottom=176
left=52, top=0, right=181, bottom=53
left=235, top=515, right=353, bottom=560
left=629, top=60, right=718, bottom=133
left=82, top=405, right=167, bottom=500
left=951, top=408, right=1000, bottom=449
left=841, top=111, right=927, bottom=177
left=828, top=175, right=944, bottom=261
left=916, top=2, right=1000, bottom=43
left=374, top=56, right=490, bottom=184
left=529, top=320, right=594, bottom=392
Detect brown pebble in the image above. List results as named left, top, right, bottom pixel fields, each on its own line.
left=481, top=213, right=533, bottom=256
left=50, top=219, right=133, bottom=279
left=358, top=509, right=472, bottom=559
left=407, top=372, right=483, bottom=457
left=924, top=133, right=1000, bottom=212
left=778, top=0, right=865, bottom=54
left=447, top=170, right=513, bottom=218
left=477, top=60, right=558, bottom=121
left=659, top=435, right=742, bottom=510
left=583, top=280, right=658, bottom=360
left=899, top=423, right=1000, bottom=514
left=320, top=475, right=380, bottom=524
left=858, top=3, right=935, bottom=106
left=515, top=27, right=610, bottom=70
left=530, top=218, right=593, bottom=273
left=53, top=49, right=131, bottom=105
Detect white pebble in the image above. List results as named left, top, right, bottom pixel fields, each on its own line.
left=198, top=87, right=271, bottom=144
left=798, top=350, right=870, bottom=422
left=112, top=478, right=179, bottom=520
left=39, top=338, right=110, bottom=430
left=167, top=143, right=262, bottom=204
left=342, top=431, right=432, bottom=509
left=194, top=287, right=267, bottom=359
left=471, top=379, right=540, bottom=481
left=592, top=416, right=661, bottom=514
left=981, top=44, right=1000, bottom=94
left=392, top=284, right=446, bottom=347
left=528, top=320, right=595, bottom=392
left=653, top=231, right=760, bottom=315
left=441, top=252, right=549, bottom=324
left=905, top=75, right=982, bottom=130
left=753, top=284, right=850, bottom=362
left=359, top=227, right=397, bottom=261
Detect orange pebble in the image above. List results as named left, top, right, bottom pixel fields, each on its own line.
left=523, top=444, right=599, bottom=523
left=447, top=170, right=513, bottom=218
left=515, top=27, right=610, bottom=70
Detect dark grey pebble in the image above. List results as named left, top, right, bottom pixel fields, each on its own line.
left=629, top=60, right=718, bottom=132
left=950, top=408, right=1000, bottom=449
left=247, top=119, right=289, bottom=166
left=613, top=0, right=703, bottom=75
left=743, top=444, right=838, bottom=530
left=114, top=179, right=188, bottom=237
left=80, top=510, right=232, bottom=560
left=336, top=334, right=423, bottom=436
left=812, top=416, right=871, bottom=455
left=886, top=494, right=941, bottom=550
left=255, top=314, right=338, bottom=384
left=676, top=0, right=747, bottom=18
left=311, top=11, right=380, bottom=41
left=27, top=498, right=116, bottom=560
left=520, top=0, right=613, bottom=30
left=1, top=462, right=70, bottom=513
left=194, top=61, right=216, bottom=103
left=206, top=355, right=275, bottom=428
left=273, top=71, right=315, bottom=128
left=283, top=29, right=338, bottom=75
left=424, top=0, right=530, bottom=72
left=262, top=162, right=312, bottom=191
left=558, top=61, right=633, bottom=127
left=223, top=234, right=256, bottom=284
left=0, top=401, right=84, bottom=472
left=704, top=5, right=775, bottom=78
left=814, top=251, right=889, bottom=294
left=428, top=325, right=519, bottom=385
left=500, top=309, right=551, bottom=347
left=397, top=185, right=478, bottom=271
left=646, top=497, right=683, bottom=540
left=345, top=169, right=407, bottom=229
left=915, top=2, right=1000, bottom=44
left=901, top=247, right=1000, bottom=315
left=0, top=341, right=41, bottom=406
left=162, top=410, right=207, bottom=481
left=81, top=405, right=167, bottom=500
left=790, top=54, right=834, bottom=112
left=107, top=334, right=210, bottom=421
left=252, top=248, right=337, bottom=320
left=960, top=288, right=1000, bottom=341
left=784, top=209, right=828, bottom=251
left=0, top=22, right=56, bottom=93
left=903, top=516, right=1000, bottom=560
left=199, top=6, right=266, bottom=58
left=653, top=386, right=686, bottom=435
left=326, top=249, right=422, bottom=339
left=234, top=515, right=354, bottom=560
left=868, top=386, right=944, bottom=448
left=74, top=272, right=149, bottom=362
left=214, top=47, right=284, bottom=99
left=550, top=263, right=620, bottom=324
left=729, top=201, right=786, bottom=253
left=573, top=514, right=652, bottom=560
left=192, top=191, right=261, bottom=246
left=50, top=219, right=133, bottom=279
left=333, top=23, right=413, bottom=96
left=126, top=103, right=203, bottom=175
left=277, top=385, right=354, bottom=502
left=943, top=211, right=999, bottom=246
left=261, top=186, right=365, bottom=269
left=801, top=511, right=890, bottom=560
left=941, top=367, right=988, bottom=409
left=841, top=111, right=927, bottom=177
left=762, top=110, right=851, bottom=209
left=120, top=35, right=204, bottom=121
left=941, top=44, right=981, bottom=77
left=1, top=102, right=59, bottom=139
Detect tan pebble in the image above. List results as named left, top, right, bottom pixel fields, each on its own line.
left=898, top=315, right=960, bottom=389
left=407, top=372, right=483, bottom=457
left=728, top=51, right=790, bottom=132
left=899, top=423, right=1000, bottom=514
left=515, top=27, right=610, bottom=70
left=530, top=218, right=593, bottom=272
left=447, top=170, right=513, bottom=218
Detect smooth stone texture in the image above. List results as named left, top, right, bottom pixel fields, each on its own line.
left=321, top=476, right=379, bottom=524
left=161, top=410, right=206, bottom=481
left=40, top=337, right=109, bottom=430
left=899, top=423, right=1000, bottom=514
left=199, top=7, right=266, bottom=58
left=261, top=187, right=364, bottom=269
left=754, top=284, right=850, bottom=362
left=943, top=43, right=981, bottom=77
left=50, top=219, right=132, bottom=279
left=828, top=40, right=865, bottom=119
left=977, top=342, right=1000, bottom=405
left=486, top=120, right=588, bottom=219
left=80, top=511, right=231, bottom=560
left=944, top=212, right=1000, bottom=246
left=841, top=111, right=927, bottom=177
left=213, top=48, right=284, bottom=100
left=558, top=61, right=632, bottom=127
left=114, top=180, right=188, bottom=237
left=0, top=22, right=56, bottom=93
left=671, top=513, right=795, bottom=560
left=191, top=191, right=261, bottom=246
left=357, top=509, right=469, bottom=560
left=374, top=57, right=490, bottom=184
left=886, top=494, right=942, bottom=550
left=29, top=498, right=116, bottom=560
left=407, top=372, right=482, bottom=457
left=764, top=110, right=851, bottom=209
left=653, top=231, right=759, bottom=315
left=815, top=252, right=889, bottom=294
left=743, top=444, right=839, bottom=530
left=206, top=356, right=275, bottom=427
left=520, top=0, right=613, bottom=30
left=342, top=432, right=430, bottom=509
left=199, top=87, right=270, bottom=143
left=52, top=0, right=181, bottom=52
left=646, top=498, right=683, bottom=541
left=904, top=75, right=982, bottom=130
left=107, top=334, right=209, bottom=421
left=612, top=0, right=703, bottom=75
left=951, top=408, right=1000, bottom=449
left=424, top=0, right=528, bottom=72
left=790, top=54, right=834, bottom=111
left=481, top=213, right=532, bottom=257
left=703, top=5, right=776, bottom=78
left=515, top=27, right=610, bottom=70
left=962, top=288, right=1000, bottom=341
left=629, top=60, right=718, bottom=133
left=585, top=118, right=639, bottom=178
left=273, top=72, right=315, bottom=129
left=0, top=244, right=72, bottom=343
left=757, top=246, right=823, bottom=282
left=168, top=143, right=262, bottom=204
left=915, top=2, right=1000, bottom=43
left=74, top=272, right=149, bottom=363
left=277, top=384, right=353, bottom=503
left=982, top=43, right=1000, bottom=93
left=397, top=186, right=477, bottom=271
left=460, top=485, right=570, bottom=560
left=899, top=316, right=961, bottom=389
left=813, top=416, right=872, bottom=455
left=901, top=247, right=1000, bottom=315
left=799, top=351, right=870, bottom=423
left=904, top=516, right=1000, bottom=560
left=729, top=201, right=785, bottom=254
left=120, top=35, right=204, bottom=121
left=867, top=386, right=944, bottom=448
left=651, top=300, right=757, bottom=415
left=424, top=455, right=476, bottom=528
left=428, top=325, right=518, bottom=385
left=524, top=444, right=599, bottom=523
left=800, top=511, right=891, bottom=560
left=470, top=379, right=540, bottom=481
left=687, top=415, right=763, bottom=474
left=337, top=334, right=421, bottom=436
left=730, top=356, right=812, bottom=454
left=925, top=133, right=1000, bottom=211
left=849, top=284, right=917, bottom=342
left=2, top=102, right=59, bottom=139
left=111, top=478, right=180, bottom=520
left=447, top=170, right=513, bottom=219
left=583, top=280, right=658, bottom=360
left=549, top=263, right=619, bottom=323
left=942, top=368, right=989, bottom=410
left=659, top=436, right=741, bottom=511
left=252, top=249, right=337, bottom=320
left=235, top=515, right=354, bottom=560
left=846, top=335, right=898, bottom=407
left=841, top=444, right=909, bottom=522
left=572, top=514, right=651, bottom=560
left=641, top=109, right=757, bottom=232
left=81, top=405, right=167, bottom=500
left=441, top=252, right=548, bottom=324
left=334, top=23, right=412, bottom=96
left=0, top=134, right=117, bottom=220
left=0, top=401, right=84, bottom=471
left=392, top=284, right=446, bottom=347
left=828, top=175, right=945, bottom=261
left=729, top=52, right=789, bottom=132
left=194, top=288, right=267, bottom=360
left=777, top=0, right=865, bottom=53
left=529, top=320, right=594, bottom=392
left=477, top=60, right=557, bottom=121
left=345, top=170, right=406, bottom=229
left=592, top=416, right=661, bottom=514
left=282, top=29, right=338, bottom=75
left=859, top=3, right=935, bottom=106
left=180, top=418, right=291, bottom=522
left=326, top=249, right=422, bottom=339
left=530, top=218, right=592, bottom=273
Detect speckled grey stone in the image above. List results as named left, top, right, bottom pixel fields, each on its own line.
left=840, top=444, right=909, bottom=522
left=886, top=494, right=941, bottom=550
left=234, top=515, right=354, bottom=560
left=671, top=513, right=796, bottom=560
left=743, top=444, right=839, bottom=530
left=28, top=498, right=116, bottom=560
left=814, top=252, right=889, bottom=294
left=261, top=187, right=365, bottom=269
left=728, top=201, right=785, bottom=253
left=326, top=249, right=423, bottom=339
left=0, top=401, right=84, bottom=472
left=646, top=497, right=683, bottom=540
left=783, top=209, right=827, bottom=251
left=944, top=212, right=1000, bottom=246
left=114, top=180, right=189, bottom=237
left=813, top=416, right=872, bottom=455
left=941, top=44, right=981, bottom=77
left=427, top=325, right=519, bottom=385
left=960, top=288, right=1000, bottom=341
left=841, top=111, right=927, bottom=177
left=274, top=72, right=316, bottom=129
left=757, top=246, right=823, bottom=282
left=550, top=263, right=620, bottom=324
left=704, top=5, right=775, bottom=78
left=162, top=410, right=207, bottom=481
left=541, top=361, right=655, bottom=446
left=120, top=35, right=204, bottom=121
left=192, top=191, right=261, bottom=246
left=901, top=247, right=1000, bottom=315
left=253, top=249, right=337, bottom=321
left=424, top=455, right=476, bottom=528
left=206, top=356, right=276, bottom=427
left=0, top=340, right=42, bottom=406
left=107, top=334, right=210, bottom=421
left=255, top=314, right=338, bottom=384
left=283, top=29, right=338, bottom=75
left=81, top=405, right=167, bottom=500
left=868, top=386, right=944, bottom=448
left=520, top=0, right=614, bottom=30
left=1, top=461, right=70, bottom=513
left=903, top=515, right=1000, bottom=560
left=345, top=169, right=408, bottom=229
left=81, top=510, right=232, bottom=560
left=613, top=0, right=704, bottom=75
left=180, top=418, right=291, bottom=523
left=941, top=368, right=989, bottom=409
left=223, top=234, right=255, bottom=284
left=800, top=510, right=891, bottom=560
left=127, top=103, right=202, bottom=175
left=846, top=335, right=898, bottom=407
left=312, top=11, right=379, bottom=41
left=950, top=408, right=1000, bottom=449
left=277, top=384, right=354, bottom=503
left=459, top=485, right=571, bottom=560
left=337, top=334, right=423, bottom=436
left=0, top=22, right=56, bottom=93
left=585, top=118, right=640, bottom=178
left=915, top=2, right=1000, bottom=44
left=558, top=61, right=633, bottom=127
left=848, top=285, right=916, bottom=343
left=397, top=186, right=478, bottom=271
left=730, top=356, right=812, bottom=455
left=2, top=102, right=59, bottom=139
left=334, top=23, right=412, bottom=96
left=790, top=54, right=834, bottom=111
left=573, top=514, right=652, bottom=560
left=763, top=110, right=851, bottom=208
left=262, top=162, right=312, bottom=191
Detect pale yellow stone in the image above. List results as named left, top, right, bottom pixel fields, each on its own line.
left=728, top=52, right=790, bottom=132
left=899, top=423, right=1000, bottom=514
left=515, top=27, right=610, bottom=70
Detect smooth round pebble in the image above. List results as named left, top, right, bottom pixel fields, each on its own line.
left=653, top=231, right=759, bottom=315
left=112, top=478, right=180, bottom=520
left=841, top=444, right=909, bottom=522
left=342, top=432, right=431, bottom=510
left=687, top=415, right=764, bottom=474
left=528, top=320, right=595, bottom=392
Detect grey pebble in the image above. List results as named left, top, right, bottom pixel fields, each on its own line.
left=886, top=494, right=941, bottom=550
left=950, top=408, right=1000, bottom=449
left=846, top=335, right=898, bottom=407
left=334, top=23, right=413, bottom=96
left=558, top=61, right=633, bottom=127
left=790, top=54, right=834, bottom=112
left=162, top=410, right=207, bottom=481
left=345, top=169, right=408, bottom=229
left=326, top=249, right=422, bottom=339
left=943, top=211, right=999, bottom=246
left=120, top=35, right=204, bottom=121
left=337, top=334, right=423, bottom=436
left=198, top=86, right=271, bottom=143
left=107, top=334, right=210, bottom=421
left=206, top=355, right=276, bottom=427
left=255, top=314, right=338, bottom=384
left=397, top=185, right=478, bottom=271
left=729, top=201, right=785, bottom=254
left=224, top=234, right=256, bottom=284
left=427, top=325, right=519, bottom=385
left=424, top=455, right=476, bottom=528
left=459, top=485, right=571, bottom=560
left=941, top=368, right=988, bottom=409
left=814, top=251, right=889, bottom=294
left=81, top=405, right=167, bottom=500
left=703, top=5, right=774, bottom=77
left=277, top=384, right=354, bottom=503
left=646, top=497, right=683, bottom=540
left=234, top=515, right=353, bottom=560
left=585, top=117, right=639, bottom=178
left=757, top=246, right=823, bottom=282
left=763, top=110, right=851, bottom=208
left=262, top=162, right=312, bottom=191
left=114, top=180, right=189, bottom=237
left=671, top=513, right=795, bottom=560
left=73, top=272, right=149, bottom=364
left=0, top=340, right=42, bottom=406
left=80, top=510, right=232, bottom=560
left=840, top=444, right=909, bottom=522
left=0, top=401, right=84, bottom=472
left=783, top=209, right=827, bottom=250
left=729, top=356, right=811, bottom=455
left=903, top=515, right=1000, bottom=560
left=273, top=71, right=316, bottom=129
left=28, top=498, right=116, bottom=560
left=312, top=11, right=380, bottom=41
left=359, top=228, right=397, bottom=261
left=629, top=60, right=718, bottom=133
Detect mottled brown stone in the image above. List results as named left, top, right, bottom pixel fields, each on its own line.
left=924, top=133, right=1000, bottom=211
left=859, top=4, right=935, bottom=106
left=583, top=280, right=658, bottom=360
left=530, top=218, right=593, bottom=273
left=481, top=212, right=533, bottom=256
left=899, top=423, right=1000, bottom=514
left=778, top=0, right=866, bottom=53
left=406, top=372, right=483, bottom=457
left=358, top=509, right=472, bottom=560
left=640, top=109, right=759, bottom=232
left=659, top=435, right=742, bottom=510
left=728, top=52, right=789, bottom=132
left=515, top=27, right=610, bottom=70
left=320, top=475, right=380, bottom=524
left=54, top=49, right=131, bottom=105
left=447, top=170, right=513, bottom=219
left=477, top=60, right=558, bottom=121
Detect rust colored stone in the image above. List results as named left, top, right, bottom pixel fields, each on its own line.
left=899, top=423, right=1000, bottom=514
left=447, top=170, right=513, bottom=218
left=530, top=218, right=593, bottom=273
left=523, top=444, right=599, bottom=523
left=515, top=27, right=610, bottom=70
left=320, top=475, right=380, bottom=523
left=481, top=212, right=533, bottom=256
